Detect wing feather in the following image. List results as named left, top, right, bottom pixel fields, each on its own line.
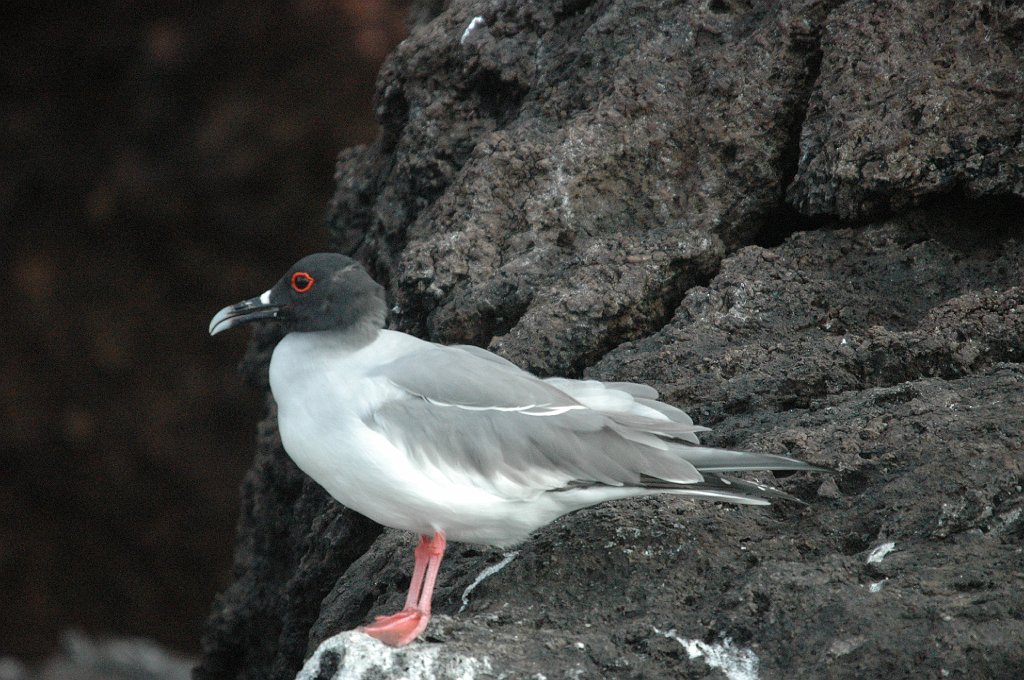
left=365, top=344, right=817, bottom=502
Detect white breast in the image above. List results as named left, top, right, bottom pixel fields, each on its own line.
left=269, top=331, right=419, bottom=520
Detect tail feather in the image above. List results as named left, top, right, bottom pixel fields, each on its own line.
left=660, top=488, right=771, bottom=506
left=640, top=444, right=823, bottom=505
left=640, top=472, right=807, bottom=505
left=676, top=445, right=826, bottom=474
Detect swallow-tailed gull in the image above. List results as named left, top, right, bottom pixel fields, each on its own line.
left=210, top=253, right=820, bottom=646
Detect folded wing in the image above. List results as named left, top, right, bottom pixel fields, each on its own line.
left=365, top=344, right=817, bottom=503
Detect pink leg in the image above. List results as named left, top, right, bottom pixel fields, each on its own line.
left=415, top=533, right=445, bottom=613
left=359, top=532, right=446, bottom=646
left=403, top=535, right=432, bottom=610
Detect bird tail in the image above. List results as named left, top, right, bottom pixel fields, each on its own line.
left=640, top=472, right=805, bottom=505
left=674, top=445, right=826, bottom=474
left=644, top=445, right=826, bottom=505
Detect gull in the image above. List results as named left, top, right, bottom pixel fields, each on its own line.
left=210, top=253, right=820, bottom=646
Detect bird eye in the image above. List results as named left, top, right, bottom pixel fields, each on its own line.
left=290, top=272, right=315, bottom=293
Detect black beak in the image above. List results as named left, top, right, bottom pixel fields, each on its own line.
left=209, top=292, right=281, bottom=336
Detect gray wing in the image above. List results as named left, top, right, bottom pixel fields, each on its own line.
left=371, top=344, right=581, bottom=412
left=366, top=344, right=817, bottom=500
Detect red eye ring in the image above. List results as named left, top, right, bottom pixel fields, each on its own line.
left=290, top=271, right=315, bottom=293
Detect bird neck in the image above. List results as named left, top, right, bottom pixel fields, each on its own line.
left=300, top=321, right=382, bottom=353
left=269, top=324, right=382, bottom=393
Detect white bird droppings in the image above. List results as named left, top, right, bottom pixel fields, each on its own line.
left=296, top=631, right=490, bottom=680
left=866, top=541, right=896, bottom=564
left=459, top=551, right=519, bottom=613
left=461, top=16, right=485, bottom=45
left=653, top=628, right=760, bottom=680
left=869, top=580, right=887, bottom=593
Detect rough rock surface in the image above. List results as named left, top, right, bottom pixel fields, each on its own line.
left=197, top=0, right=1024, bottom=678
left=787, top=0, right=1024, bottom=218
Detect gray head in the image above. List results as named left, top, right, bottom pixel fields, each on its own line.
left=209, top=253, right=386, bottom=337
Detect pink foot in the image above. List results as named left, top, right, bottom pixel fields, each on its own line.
left=359, top=608, right=430, bottom=646
left=357, top=532, right=445, bottom=647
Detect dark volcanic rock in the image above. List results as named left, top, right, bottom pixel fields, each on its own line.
left=787, top=0, right=1024, bottom=219
left=596, top=211, right=1024, bottom=425
left=197, top=0, right=1024, bottom=678
left=332, top=0, right=833, bottom=376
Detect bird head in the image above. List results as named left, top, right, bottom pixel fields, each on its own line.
left=209, top=253, right=386, bottom=336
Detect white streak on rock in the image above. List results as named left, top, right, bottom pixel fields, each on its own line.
left=866, top=541, right=896, bottom=564
left=461, top=17, right=485, bottom=45
left=296, top=631, right=490, bottom=680
left=654, top=628, right=760, bottom=680
left=459, top=551, right=519, bottom=613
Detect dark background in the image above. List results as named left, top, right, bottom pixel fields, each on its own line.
left=0, top=0, right=408, bottom=659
